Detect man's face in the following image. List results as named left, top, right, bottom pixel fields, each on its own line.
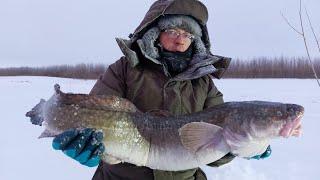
left=159, top=28, right=194, bottom=52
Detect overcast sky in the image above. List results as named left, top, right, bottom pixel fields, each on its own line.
left=0, top=0, right=319, bottom=67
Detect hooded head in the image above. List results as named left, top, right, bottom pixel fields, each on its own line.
left=116, top=0, right=231, bottom=79
left=141, top=15, right=206, bottom=60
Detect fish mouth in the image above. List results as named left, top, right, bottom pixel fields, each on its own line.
left=279, top=113, right=303, bottom=138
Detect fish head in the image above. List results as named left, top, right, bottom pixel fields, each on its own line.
left=278, top=103, right=304, bottom=138
left=223, top=102, right=304, bottom=158
left=247, top=102, right=304, bottom=139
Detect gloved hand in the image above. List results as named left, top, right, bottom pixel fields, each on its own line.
left=52, top=128, right=105, bottom=167
left=251, top=145, right=272, bottom=160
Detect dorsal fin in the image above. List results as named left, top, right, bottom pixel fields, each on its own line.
left=52, top=84, right=140, bottom=113
left=95, top=95, right=140, bottom=113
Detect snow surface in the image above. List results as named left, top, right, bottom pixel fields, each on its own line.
left=0, top=76, right=319, bottom=180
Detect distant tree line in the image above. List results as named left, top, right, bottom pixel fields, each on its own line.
left=224, top=57, right=320, bottom=78
left=0, top=57, right=319, bottom=79
left=0, top=63, right=107, bottom=79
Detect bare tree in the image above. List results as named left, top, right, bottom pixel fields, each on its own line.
left=305, top=8, right=320, bottom=55
left=281, top=0, right=320, bottom=87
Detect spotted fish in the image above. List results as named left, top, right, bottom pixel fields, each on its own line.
left=26, top=84, right=304, bottom=171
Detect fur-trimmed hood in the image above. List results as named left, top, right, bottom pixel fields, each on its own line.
left=115, top=0, right=231, bottom=79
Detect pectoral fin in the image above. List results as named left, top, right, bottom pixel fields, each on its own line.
left=178, top=122, right=223, bottom=153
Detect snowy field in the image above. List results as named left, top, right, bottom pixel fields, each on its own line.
left=0, top=76, right=319, bottom=180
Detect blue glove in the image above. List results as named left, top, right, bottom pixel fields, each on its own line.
left=251, top=145, right=272, bottom=160
left=52, top=128, right=105, bottom=167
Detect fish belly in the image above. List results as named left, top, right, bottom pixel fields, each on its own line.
left=100, top=115, right=150, bottom=166
left=145, top=130, right=230, bottom=171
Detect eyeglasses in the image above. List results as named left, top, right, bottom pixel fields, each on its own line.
left=164, top=29, right=195, bottom=40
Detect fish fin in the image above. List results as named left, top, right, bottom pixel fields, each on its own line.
left=105, top=95, right=140, bottom=113
left=38, top=129, right=56, bottom=139
left=54, top=84, right=63, bottom=95
left=179, top=122, right=223, bottom=154
left=26, top=99, right=46, bottom=126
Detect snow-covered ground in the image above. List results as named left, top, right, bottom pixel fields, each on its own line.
left=0, top=76, right=319, bottom=180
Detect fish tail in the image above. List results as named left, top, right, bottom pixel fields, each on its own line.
left=26, top=99, right=46, bottom=126
left=38, top=128, right=57, bottom=139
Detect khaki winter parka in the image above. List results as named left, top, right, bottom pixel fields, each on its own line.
left=90, top=0, right=233, bottom=179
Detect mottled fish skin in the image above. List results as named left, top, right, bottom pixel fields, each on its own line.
left=26, top=84, right=304, bottom=171
left=129, top=101, right=304, bottom=170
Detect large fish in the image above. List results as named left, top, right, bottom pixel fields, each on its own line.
left=26, top=84, right=304, bottom=171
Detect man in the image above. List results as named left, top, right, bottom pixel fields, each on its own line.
left=52, top=0, right=272, bottom=179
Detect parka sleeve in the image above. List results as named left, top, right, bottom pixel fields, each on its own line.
left=204, top=75, right=236, bottom=167
left=89, top=57, right=128, bottom=97
left=203, top=75, right=224, bottom=108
